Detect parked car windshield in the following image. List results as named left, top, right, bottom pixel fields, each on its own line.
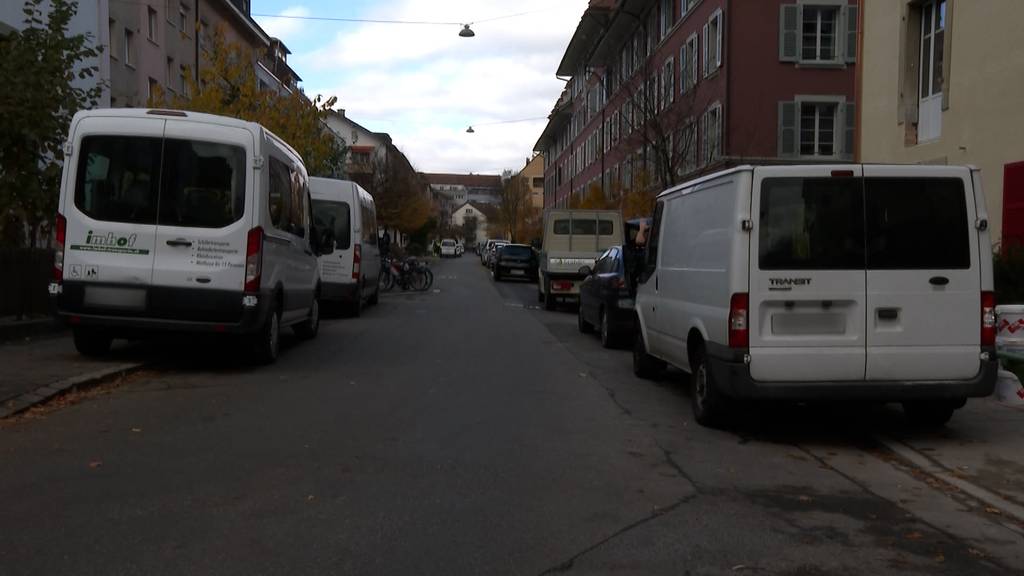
left=312, top=200, right=352, bottom=250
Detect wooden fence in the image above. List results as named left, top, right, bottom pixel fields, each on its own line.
left=0, top=249, right=53, bottom=318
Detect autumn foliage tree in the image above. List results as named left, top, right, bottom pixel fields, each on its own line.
left=0, top=0, right=104, bottom=247
left=158, top=25, right=345, bottom=178
left=370, top=144, right=432, bottom=236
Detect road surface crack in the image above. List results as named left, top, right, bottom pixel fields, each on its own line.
left=536, top=495, right=696, bottom=575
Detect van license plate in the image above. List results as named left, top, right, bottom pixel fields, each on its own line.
left=510, top=269, right=525, bottom=276
left=84, top=286, right=146, bottom=311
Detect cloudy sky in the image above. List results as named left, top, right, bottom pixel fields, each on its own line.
left=252, top=0, right=588, bottom=175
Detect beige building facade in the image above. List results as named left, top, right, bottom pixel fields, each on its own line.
left=517, top=154, right=545, bottom=210
left=859, top=0, right=1024, bottom=246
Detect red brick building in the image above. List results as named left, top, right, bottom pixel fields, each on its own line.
left=535, top=0, right=859, bottom=209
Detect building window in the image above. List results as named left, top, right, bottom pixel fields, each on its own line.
left=685, top=33, right=699, bottom=89
left=147, top=7, right=158, bottom=43
left=147, top=77, right=160, bottom=102
left=109, top=19, right=118, bottom=60
left=180, top=65, right=188, bottom=96
left=179, top=3, right=189, bottom=32
left=704, top=9, right=723, bottom=76
left=701, top=104, right=722, bottom=165
left=124, top=29, right=134, bottom=66
left=680, top=120, right=697, bottom=176
left=799, top=102, right=836, bottom=156
left=663, top=57, right=674, bottom=107
left=166, top=57, right=174, bottom=91
left=780, top=4, right=856, bottom=65
left=918, top=0, right=946, bottom=142
left=801, top=6, right=838, bottom=62
left=681, top=0, right=700, bottom=18
left=660, top=0, right=673, bottom=39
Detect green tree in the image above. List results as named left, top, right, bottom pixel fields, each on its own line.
left=0, top=0, right=104, bottom=247
left=161, top=25, right=346, bottom=178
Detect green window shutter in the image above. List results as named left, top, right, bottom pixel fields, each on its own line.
left=778, top=101, right=797, bottom=157
left=780, top=4, right=799, bottom=62
left=845, top=5, right=859, bottom=63
left=843, top=102, right=856, bottom=158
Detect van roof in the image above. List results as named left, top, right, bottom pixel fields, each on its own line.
left=657, top=163, right=978, bottom=199
left=70, top=108, right=303, bottom=163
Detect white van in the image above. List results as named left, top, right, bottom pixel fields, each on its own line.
left=51, top=109, right=325, bottom=364
left=309, top=177, right=381, bottom=316
left=537, top=209, right=623, bottom=310
left=633, top=165, right=998, bottom=427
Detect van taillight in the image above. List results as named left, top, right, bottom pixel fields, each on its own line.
left=53, top=213, right=67, bottom=282
left=729, top=293, right=749, bottom=348
left=352, top=243, right=361, bottom=280
left=982, top=291, right=996, bottom=347
left=245, top=226, right=263, bottom=293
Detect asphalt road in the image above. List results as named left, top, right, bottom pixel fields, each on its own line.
left=0, top=255, right=1019, bottom=575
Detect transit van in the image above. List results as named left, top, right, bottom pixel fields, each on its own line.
left=633, top=165, right=998, bottom=427
left=537, top=209, right=623, bottom=310
left=309, top=177, right=381, bottom=317
left=51, top=109, right=325, bottom=364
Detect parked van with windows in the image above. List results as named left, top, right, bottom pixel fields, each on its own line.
left=538, top=209, right=623, bottom=310
left=633, top=165, right=998, bottom=427
left=309, top=177, right=381, bottom=317
left=51, top=109, right=325, bottom=364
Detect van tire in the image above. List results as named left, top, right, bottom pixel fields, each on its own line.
left=347, top=290, right=363, bottom=318
left=902, top=401, right=957, bottom=428
left=691, top=348, right=727, bottom=427
left=73, top=328, right=112, bottom=357
left=543, top=279, right=556, bottom=311
left=577, top=304, right=593, bottom=333
left=633, top=331, right=665, bottom=379
left=293, top=297, right=320, bottom=340
left=253, top=306, right=281, bottom=365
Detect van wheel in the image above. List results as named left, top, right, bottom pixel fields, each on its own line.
left=73, top=328, right=113, bottom=357
left=633, top=331, right=665, bottom=379
left=253, top=307, right=281, bottom=365
left=577, top=304, right=593, bottom=333
left=903, top=401, right=957, bottom=428
left=293, top=297, right=320, bottom=340
left=691, top=348, right=727, bottom=428
left=543, top=280, right=556, bottom=311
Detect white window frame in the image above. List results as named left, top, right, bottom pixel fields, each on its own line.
left=660, top=0, right=673, bottom=40
left=664, top=57, right=675, bottom=106
left=147, top=7, right=158, bottom=43
left=686, top=33, right=699, bottom=87
left=124, top=28, right=134, bottom=66
left=707, top=9, right=723, bottom=74
left=702, top=103, right=723, bottom=164
left=179, top=4, right=188, bottom=33
left=797, top=1, right=845, bottom=65
left=793, top=94, right=845, bottom=159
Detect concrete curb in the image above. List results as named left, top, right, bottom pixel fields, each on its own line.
left=0, top=363, right=146, bottom=420
left=875, top=434, right=1024, bottom=526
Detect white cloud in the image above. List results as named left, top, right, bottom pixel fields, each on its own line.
left=254, top=6, right=312, bottom=44
left=275, top=0, right=588, bottom=174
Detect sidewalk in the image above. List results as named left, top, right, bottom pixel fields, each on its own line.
left=0, top=335, right=147, bottom=418
left=880, top=397, right=1024, bottom=520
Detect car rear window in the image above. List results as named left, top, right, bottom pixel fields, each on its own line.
left=501, top=246, right=531, bottom=258
left=75, top=136, right=163, bottom=225
left=442, top=240, right=456, bottom=246
left=312, top=200, right=352, bottom=250
left=159, top=140, right=246, bottom=228
left=553, top=218, right=615, bottom=235
left=759, top=178, right=865, bottom=270
left=865, top=178, right=970, bottom=270
left=74, top=136, right=246, bottom=228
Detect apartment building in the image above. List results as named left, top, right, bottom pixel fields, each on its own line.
left=535, top=0, right=858, bottom=208
left=325, top=109, right=394, bottom=192
left=858, top=0, right=1024, bottom=247
left=424, top=174, right=503, bottom=224
left=517, top=154, right=546, bottom=210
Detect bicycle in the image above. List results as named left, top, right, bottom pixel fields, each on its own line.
left=379, top=257, right=433, bottom=292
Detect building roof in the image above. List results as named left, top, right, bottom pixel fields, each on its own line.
left=423, top=173, right=503, bottom=189
left=454, top=201, right=499, bottom=221
left=556, top=2, right=615, bottom=76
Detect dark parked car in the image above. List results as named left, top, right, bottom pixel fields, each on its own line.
left=492, top=244, right=538, bottom=282
left=577, top=246, right=635, bottom=348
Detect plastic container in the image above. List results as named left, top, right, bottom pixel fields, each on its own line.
left=995, top=305, right=1024, bottom=355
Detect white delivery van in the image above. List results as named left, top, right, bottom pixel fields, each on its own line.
left=51, top=109, right=325, bottom=364
left=309, top=178, right=381, bottom=317
left=633, top=165, right=998, bottom=427
left=538, top=209, right=623, bottom=310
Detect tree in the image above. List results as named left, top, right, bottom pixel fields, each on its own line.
left=160, top=25, right=346, bottom=178
left=461, top=215, right=478, bottom=244
left=371, top=144, right=432, bottom=236
left=0, top=0, right=104, bottom=247
left=497, top=170, right=530, bottom=242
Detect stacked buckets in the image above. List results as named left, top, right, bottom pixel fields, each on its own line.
left=995, top=305, right=1024, bottom=404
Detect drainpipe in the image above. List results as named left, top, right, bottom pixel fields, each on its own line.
left=194, top=1, right=200, bottom=83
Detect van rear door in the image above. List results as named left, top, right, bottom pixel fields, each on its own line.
left=150, top=121, right=253, bottom=293
left=863, top=166, right=981, bottom=380
left=750, top=166, right=867, bottom=382
left=64, top=116, right=165, bottom=300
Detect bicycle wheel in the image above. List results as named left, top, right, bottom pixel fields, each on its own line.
left=380, top=269, right=395, bottom=292
left=409, top=269, right=429, bottom=291
left=416, top=268, right=434, bottom=292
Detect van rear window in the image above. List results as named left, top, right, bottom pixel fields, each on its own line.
left=865, top=178, right=969, bottom=270
left=759, top=178, right=865, bottom=270
left=553, top=219, right=615, bottom=235
left=74, top=136, right=246, bottom=228
left=75, top=136, right=163, bottom=225
left=312, top=200, right=352, bottom=250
